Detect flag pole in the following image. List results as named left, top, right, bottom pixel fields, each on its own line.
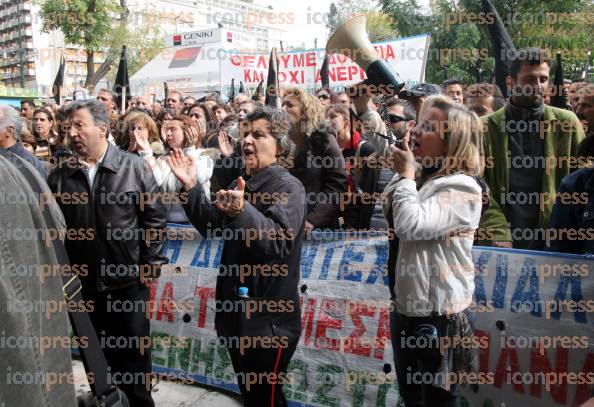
left=314, top=38, right=318, bottom=90
left=121, top=87, right=126, bottom=113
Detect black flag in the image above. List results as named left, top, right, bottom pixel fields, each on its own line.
left=265, top=48, right=280, bottom=108
left=164, top=82, right=169, bottom=104
left=52, top=53, right=65, bottom=104
left=239, top=81, right=245, bottom=94
left=252, top=80, right=264, bottom=101
left=320, top=52, right=330, bottom=89
left=481, top=0, right=516, bottom=98
left=551, top=52, right=567, bottom=109
left=229, top=78, right=236, bottom=101
left=114, top=46, right=131, bottom=112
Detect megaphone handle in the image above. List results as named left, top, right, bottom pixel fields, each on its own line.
left=379, top=94, right=396, bottom=146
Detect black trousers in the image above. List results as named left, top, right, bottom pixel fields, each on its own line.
left=84, top=282, right=154, bottom=407
left=390, top=311, right=461, bottom=407
left=226, top=337, right=298, bottom=407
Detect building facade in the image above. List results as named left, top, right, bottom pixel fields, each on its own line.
left=0, top=0, right=286, bottom=99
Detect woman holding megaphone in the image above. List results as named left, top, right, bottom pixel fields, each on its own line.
left=168, top=107, right=306, bottom=407
left=384, top=95, right=486, bottom=406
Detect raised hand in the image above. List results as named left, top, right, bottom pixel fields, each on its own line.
left=214, top=176, right=245, bottom=216
left=218, top=131, right=234, bottom=157
left=127, top=131, right=137, bottom=152
left=187, top=124, right=201, bottom=147
left=167, top=148, right=197, bottom=191
left=135, top=129, right=152, bottom=153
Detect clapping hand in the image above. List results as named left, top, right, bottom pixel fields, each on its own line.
left=167, top=148, right=197, bottom=191
left=214, top=176, right=245, bottom=217
left=135, top=129, right=152, bottom=154
left=218, top=131, right=234, bottom=157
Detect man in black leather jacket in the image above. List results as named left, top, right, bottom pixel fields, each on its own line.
left=48, top=99, right=168, bottom=407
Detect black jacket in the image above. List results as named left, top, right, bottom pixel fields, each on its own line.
left=550, top=167, right=594, bottom=255
left=48, top=143, right=169, bottom=292
left=290, top=126, right=348, bottom=229
left=183, top=164, right=306, bottom=340
left=343, top=141, right=379, bottom=229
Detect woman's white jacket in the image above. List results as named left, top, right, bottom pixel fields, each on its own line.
left=382, top=173, right=482, bottom=317
left=152, top=147, right=215, bottom=196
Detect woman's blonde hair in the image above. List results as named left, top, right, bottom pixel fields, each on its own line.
left=284, top=87, right=326, bottom=136
left=419, top=95, right=485, bottom=177
left=120, top=111, right=160, bottom=147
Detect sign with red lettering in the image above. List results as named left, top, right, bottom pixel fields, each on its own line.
left=149, top=227, right=594, bottom=406
left=220, top=34, right=431, bottom=97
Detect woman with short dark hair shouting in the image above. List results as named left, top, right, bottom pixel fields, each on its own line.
left=169, top=107, right=306, bottom=407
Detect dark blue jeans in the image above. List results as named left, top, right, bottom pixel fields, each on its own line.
left=390, top=311, right=461, bottom=407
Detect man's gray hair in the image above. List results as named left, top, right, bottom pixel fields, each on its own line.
left=245, top=107, right=295, bottom=158
left=64, top=99, right=109, bottom=126
left=0, top=105, right=22, bottom=142
left=98, top=88, right=116, bottom=101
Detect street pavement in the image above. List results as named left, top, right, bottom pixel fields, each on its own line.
left=72, top=359, right=243, bottom=406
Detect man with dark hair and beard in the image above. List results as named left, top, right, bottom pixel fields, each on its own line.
left=480, top=47, right=585, bottom=250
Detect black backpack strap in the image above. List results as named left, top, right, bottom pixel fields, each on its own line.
left=5, top=152, right=124, bottom=406
left=472, top=175, right=490, bottom=221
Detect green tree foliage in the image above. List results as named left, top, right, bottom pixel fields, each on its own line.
left=39, top=0, right=120, bottom=51
left=39, top=0, right=165, bottom=90
left=378, top=0, right=593, bottom=84
left=327, top=0, right=396, bottom=42
left=104, top=25, right=165, bottom=84
left=327, top=2, right=341, bottom=34
left=39, top=0, right=125, bottom=89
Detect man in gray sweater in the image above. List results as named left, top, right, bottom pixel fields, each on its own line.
left=0, top=154, right=76, bottom=407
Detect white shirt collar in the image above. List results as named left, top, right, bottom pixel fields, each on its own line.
left=82, top=144, right=108, bottom=170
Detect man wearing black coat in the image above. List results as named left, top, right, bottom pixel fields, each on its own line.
left=48, top=99, right=168, bottom=406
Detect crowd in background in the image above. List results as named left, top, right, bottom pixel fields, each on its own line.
left=5, top=47, right=594, bottom=256
left=2, top=46, right=594, bottom=407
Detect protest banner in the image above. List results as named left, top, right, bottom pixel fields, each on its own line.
left=149, top=227, right=594, bottom=407
left=219, top=34, right=431, bottom=96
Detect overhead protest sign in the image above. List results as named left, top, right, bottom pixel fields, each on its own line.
left=148, top=227, right=594, bottom=407
left=219, top=34, right=431, bottom=96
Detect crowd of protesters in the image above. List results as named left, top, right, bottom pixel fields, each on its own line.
left=1, top=46, right=594, bottom=407
left=4, top=49, right=593, bottom=256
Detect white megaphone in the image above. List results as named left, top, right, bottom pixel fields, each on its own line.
left=326, top=15, right=404, bottom=97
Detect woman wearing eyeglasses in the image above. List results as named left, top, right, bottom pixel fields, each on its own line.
left=384, top=95, right=485, bottom=406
